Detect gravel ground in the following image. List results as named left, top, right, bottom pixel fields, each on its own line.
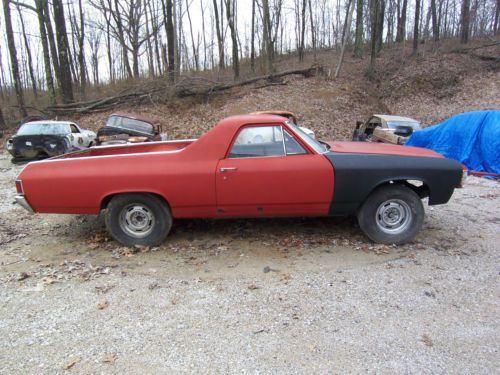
left=0, top=150, right=499, bottom=374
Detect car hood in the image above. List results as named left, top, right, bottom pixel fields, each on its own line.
left=326, top=141, right=443, bottom=158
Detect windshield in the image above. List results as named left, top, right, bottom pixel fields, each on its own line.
left=107, top=115, right=154, bottom=134
left=17, top=123, right=70, bottom=135
left=287, top=121, right=327, bottom=154
left=386, top=121, right=421, bottom=130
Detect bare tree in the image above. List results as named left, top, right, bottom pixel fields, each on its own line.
left=460, top=0, right=471, bottom=43
left=162, top=0, right=175, bottom=82
left=335, top=0, right=355, bottom=78
left=33, top=0, right=56, bottom=105
left=369, top=0, right=381, bottom=72
left=225, top=0, right=239, bottom=79
left=395, top=0, right=408, bottom=42
left=495, top=0, right=500, bottom=35
left=308, top=0, right=317, bottom=60
left=431, top=0, right=440, bottom=42
left=413, top=0, right=421, bottom=54
left=52, top=0, right=74, bottom=103
left=16, top=4, right=37, bottom=97
left=298, top=0, right=307, bottom=61
left=212, top=0, right=225, bottom=69
left=262, top=0, right=274, bottom=72
left=2, top=0, right=27, bottom=117
left=354, top=0, right=364, bottom=57
left=250, top=0, right=256, bottom=72
left=186, top=0, right=200, bottom=71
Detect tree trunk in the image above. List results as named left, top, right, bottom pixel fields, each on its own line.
left=52, top=0, right=74, bottom=103
left=413, top=0, right=421, bottom=54
left=35, top=0, right=56, bottom=105
left=354, top=0, right=364, bottom=57
left=431, top=0, right=440, bottom=41
left=370, top=0, right=380, bottom=72
left=460, top=0, right=471, bottom=43
left=309, top=0, right=317, bottom=60
left=77, top=0, right=86, bottom=95
left=16, top=4, right=37, bottom=98
left=395, top=0, right=408, bottom=42
left=335, top=0, right=355, bottom=78
left=212, top=0, right=225, bottom=70
left=225, top=0, right=239, bottom=79
left=2, top=0, right=27, bottom=117
left=299, top=0, right=307, bottom=61
left=495, top=0, right=500, bottom=35
left=200, top=0, right=208, bottom=70
left=376, top=0, right=386, bottom=53
left=186, top=0, right=199, bottom=71
left=42, top=0, right=61, bottom=90
left=250, top=0, right=256, bottom=72
left=262, top=0, right=274, bottom=72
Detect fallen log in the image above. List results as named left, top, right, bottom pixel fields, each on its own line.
left=44, top=65, right=325, bottom=116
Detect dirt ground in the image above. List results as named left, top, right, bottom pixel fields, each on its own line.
left=0, top=147, right=498, bottom=373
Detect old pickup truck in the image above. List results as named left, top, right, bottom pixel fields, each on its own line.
left=15, top=114, right=464, bottom=246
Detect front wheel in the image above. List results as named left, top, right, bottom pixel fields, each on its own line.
left=104, top=193, right=172, bottom=247
left=357, top=185, right=424, bottom=245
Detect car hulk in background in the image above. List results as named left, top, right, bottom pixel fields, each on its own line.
left=15, top=114, right=464, bottom=247
left=6, top=121, right=96, bottom=162
left=353, top=114, right=422, bottom=145
left=96, top=112, right=167, bottom=145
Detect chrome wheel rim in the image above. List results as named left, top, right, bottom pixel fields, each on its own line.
left=119, top=204, right=155, bottom=238
left=375, top=199, right=412, bottom=235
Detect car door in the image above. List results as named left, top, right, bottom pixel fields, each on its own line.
left=216, top=124, right=334, bottom=217
left=69, top=123, right=86, bottom=147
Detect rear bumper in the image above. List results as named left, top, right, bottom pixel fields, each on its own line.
left=15, top=195, right=35, bottom=214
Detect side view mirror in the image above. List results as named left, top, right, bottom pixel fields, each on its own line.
left=394, top=125, right=413, bottom=137
left=355, top=120, right=363, bottom=129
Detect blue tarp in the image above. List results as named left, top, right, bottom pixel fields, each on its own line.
left=405, top=110, right=500, bottom=174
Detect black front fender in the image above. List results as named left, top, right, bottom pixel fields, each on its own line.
left=324, top=152, right=462, bottom=215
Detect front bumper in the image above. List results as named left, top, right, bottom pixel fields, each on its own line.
left=15, top=195, right=35, bottom=214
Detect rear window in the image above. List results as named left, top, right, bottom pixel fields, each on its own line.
left=17, top=123, right=70, bottom=135
left=107, top=115, right=154, bottom=134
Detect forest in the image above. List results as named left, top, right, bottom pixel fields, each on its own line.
left=0, top=0, right=499, bottom=127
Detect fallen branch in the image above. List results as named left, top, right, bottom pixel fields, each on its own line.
left=43, top=65, right=325, bottom=116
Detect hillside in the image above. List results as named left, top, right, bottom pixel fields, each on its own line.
left=61, top=40, right=498, bottom=142
left=2, top=40, right=499, bottom=143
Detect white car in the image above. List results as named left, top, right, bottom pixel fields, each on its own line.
left=6, top=121, right=96, bottom=162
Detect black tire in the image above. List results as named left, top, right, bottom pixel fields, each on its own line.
left=357, top=184, right=424, bottom=245
left=104, top=193, right=172, bottom=247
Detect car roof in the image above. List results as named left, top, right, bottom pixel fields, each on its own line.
left=21, top=121, right=74, bottom=125
left=373, top=114, right=420, bottom=123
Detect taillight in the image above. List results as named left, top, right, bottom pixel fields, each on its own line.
left=15, top=180, right=24, bottom=195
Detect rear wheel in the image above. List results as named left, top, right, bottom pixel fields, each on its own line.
left=357, top=185, right=424, bottom=245
left=105, top=193, right=172, bottom=246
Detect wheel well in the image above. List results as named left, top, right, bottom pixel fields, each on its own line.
left=374, top=180, right=430, bottom=199
left=100, top=192, right=170, bottom=211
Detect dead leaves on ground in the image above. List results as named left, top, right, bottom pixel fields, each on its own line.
left=63, top=357, right=81, bottom=370
left=102, top=353, right=118, bottom=364
left=97, top=300, right=109, bottom=310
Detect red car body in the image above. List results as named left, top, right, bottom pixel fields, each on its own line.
left=15, top=114, right=463, bottom=246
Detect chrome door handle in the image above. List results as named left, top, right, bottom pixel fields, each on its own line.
left=220, top=167, right=238, bottom=172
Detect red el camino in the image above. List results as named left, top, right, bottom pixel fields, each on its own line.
left=14, top=114, right=464, bottom=246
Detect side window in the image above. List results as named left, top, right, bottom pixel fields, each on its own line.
left=229, top=126, right=285, bottom=158
left=283, top=130, right=307, bottom=155
left=70, top=124, right=80, bottom=133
